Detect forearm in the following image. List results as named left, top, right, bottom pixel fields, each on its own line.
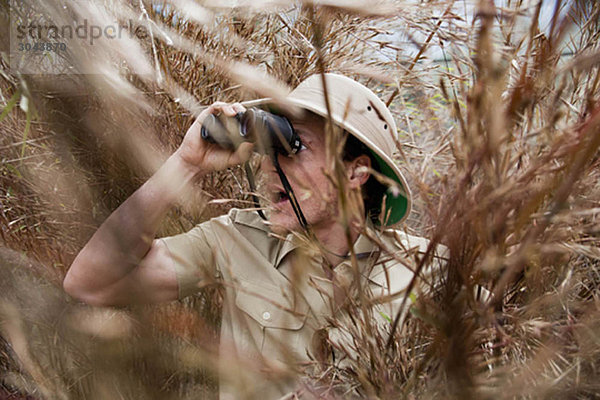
left=64, top=102, right=251, bottom=306
left=64, top=151, right=203, bottom=299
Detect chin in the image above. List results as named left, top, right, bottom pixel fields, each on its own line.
left=268, top=209, right=301, bottom=235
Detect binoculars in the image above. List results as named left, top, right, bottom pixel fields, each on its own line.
left=200, top=109, right=302, bottom=157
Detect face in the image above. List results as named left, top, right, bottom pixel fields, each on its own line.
left=260, top=113, right=339, bottom=235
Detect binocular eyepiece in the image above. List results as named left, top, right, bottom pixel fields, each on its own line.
left=200, top=109, right=302, bottom=157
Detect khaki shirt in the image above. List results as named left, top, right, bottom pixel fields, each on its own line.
left=161, top=208, right=441, bottom=400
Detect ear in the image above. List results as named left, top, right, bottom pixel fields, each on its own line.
left=347, top=155, right=371, bottom=189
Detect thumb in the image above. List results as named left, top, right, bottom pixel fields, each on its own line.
left=228, top=142, right=255, bottom=165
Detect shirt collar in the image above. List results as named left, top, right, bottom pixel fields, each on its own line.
left=232, top=208, right=383, bottom=269
left=352, top=227, right=379, bottom=260
left=274, top=224, right=381, bottom=269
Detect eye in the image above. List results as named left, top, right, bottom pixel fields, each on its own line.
left=298, top=143, right=308, bottom=152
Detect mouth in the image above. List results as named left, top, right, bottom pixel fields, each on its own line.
left=275, top=190, right=290, bottom=204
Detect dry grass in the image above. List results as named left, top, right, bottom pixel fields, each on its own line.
left=1, top=0, right=600, bottom=398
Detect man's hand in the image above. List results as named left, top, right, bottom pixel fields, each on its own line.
left=175, top=102, right=254, bottom=175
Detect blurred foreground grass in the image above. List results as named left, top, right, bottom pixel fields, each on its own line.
left=1, top=0, right=600, bottom=398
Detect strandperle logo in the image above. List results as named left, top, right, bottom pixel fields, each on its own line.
left=15, top=19, right=148, bottom=46
left=8, top=0, right=156, bottom=74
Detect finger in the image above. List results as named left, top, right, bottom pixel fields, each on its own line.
left=208, top=101, right=236, bottom=117
left=195, top=103, right=221, bottom=125
left=231, top=102, right=246, bottom=114
left=220, top=104, right=237, bottom=117
left=228, top=142, right=254, bottom=165
left=195, top=102, right=234, bottom=127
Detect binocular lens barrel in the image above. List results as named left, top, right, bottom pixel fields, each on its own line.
left=200, top=109, right=302, bottom=157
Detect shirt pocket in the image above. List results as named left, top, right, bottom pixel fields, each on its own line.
left=235, top=278, right=309, bottom=330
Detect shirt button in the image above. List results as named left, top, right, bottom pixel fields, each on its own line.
left=262, top=311, right=271, bottom=321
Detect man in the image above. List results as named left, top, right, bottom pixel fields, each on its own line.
left=64, top=73, right=436, bottom=399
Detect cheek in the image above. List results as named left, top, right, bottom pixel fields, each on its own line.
left=296, top=163, right=328, bottom=193
left=279, top=151, right=333, bottom=197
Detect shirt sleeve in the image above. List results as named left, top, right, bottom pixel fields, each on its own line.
left=160, top=220, right=220, bottom=299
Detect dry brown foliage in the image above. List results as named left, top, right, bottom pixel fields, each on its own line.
left=1, top=0, right=600, bottom=398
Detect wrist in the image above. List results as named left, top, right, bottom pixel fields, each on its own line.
left=171, top=149, right=206, bottom=179
left=149, top=152, right=206, bottom=206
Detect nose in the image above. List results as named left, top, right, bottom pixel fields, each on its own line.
left=261, top=153, right=292, bottom=173
left=261, top=153, right=299, bottom=188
